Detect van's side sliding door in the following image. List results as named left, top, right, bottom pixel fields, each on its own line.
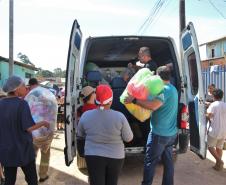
left=64, top=20, right=82, bottom=166
left=180, top=22, right=207, bottom=159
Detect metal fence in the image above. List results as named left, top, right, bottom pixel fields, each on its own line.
left=202, top=65, right=226, bottom=102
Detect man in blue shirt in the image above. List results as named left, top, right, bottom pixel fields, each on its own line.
left=125, top=66, right=178, bottom=185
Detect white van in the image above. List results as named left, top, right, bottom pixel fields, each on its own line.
left=64, top=20, right=207, bottom=168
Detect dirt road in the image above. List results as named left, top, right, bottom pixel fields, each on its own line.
left=16, top=131, right=226, bottom=185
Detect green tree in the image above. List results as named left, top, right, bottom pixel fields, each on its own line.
left=43, top=70, right=54, bottom=77
left=36, top=69, right=54, bottom=78
left=53, top=68, right=63, bottom=77
left=62, top=70, right=66, bottom=78
left=17, top=52, right=34, bottom=65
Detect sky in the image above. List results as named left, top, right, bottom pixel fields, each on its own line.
left=0, top=0, right=226, bottom=71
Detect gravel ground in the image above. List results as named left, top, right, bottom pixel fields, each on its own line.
left=15, top=131, right=226, bottom=185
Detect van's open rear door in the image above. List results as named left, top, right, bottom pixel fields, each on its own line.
left=180, top=22, right=207, bottom=159
left=64, top=20, right=82, bottom=166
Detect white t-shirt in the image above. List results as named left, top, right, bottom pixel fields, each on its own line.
left=207, top=101, right=226, bottom=139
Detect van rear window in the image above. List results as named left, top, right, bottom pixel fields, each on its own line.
left=74, top=32, right=81, bottom=50
left=187, top=52, right=198, bottom=95
left=182, top=33, right=192, bottom=51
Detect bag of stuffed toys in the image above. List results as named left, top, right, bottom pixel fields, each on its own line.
left=25, top=86, right=58, bottom=138
left=120, top=68, right=164, bottom=122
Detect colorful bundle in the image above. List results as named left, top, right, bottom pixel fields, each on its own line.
left=120, top=68, right=164, bottom=122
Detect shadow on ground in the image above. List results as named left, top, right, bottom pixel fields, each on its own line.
left=16, top=165, right=88, bottom=185
left=118, top=152, right=226, bottom=185
left=16, top=130, right=226, bottom=185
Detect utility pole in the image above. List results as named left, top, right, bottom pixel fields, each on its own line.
left=179, top=0, right=189, bottom=154
left=9, top=0, right=14, bottom=76
left=179, top=0, right=186, bottom=33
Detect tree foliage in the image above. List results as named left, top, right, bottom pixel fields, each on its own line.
left=35, top=68, right=66, bottom=78
left=17, top=52, right=34, bottom=66
left=36, top=69, right=54, bottom=78
left=53, top=68, right=66, bottom=78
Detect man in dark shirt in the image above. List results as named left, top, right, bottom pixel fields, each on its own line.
left=138, top=47, right=157, bottom=74
left=0, top=76, right=49, bottom=185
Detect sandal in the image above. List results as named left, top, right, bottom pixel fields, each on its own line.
left=213, top=160, right=224, bottom=171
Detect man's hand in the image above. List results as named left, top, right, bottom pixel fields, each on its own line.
left=27, top=121, right=50, bottom=133
left=124, top=94, right=135, bottom=104
left=42, top=121, right=50, bottom=129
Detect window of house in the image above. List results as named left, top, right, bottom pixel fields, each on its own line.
left=25, top=72, right=32, bottom=78
left=211, top=48, right=215, bottom=58
left=224, top=41, right=226, bottom=55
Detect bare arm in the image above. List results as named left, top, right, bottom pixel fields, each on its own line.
left=124, top=95, right=163, bottom=111
left=136, top=99, right=163, bottom=111
left=206, top=112, right=213, bottom=120
left=27, top=121, right=49, bottom=133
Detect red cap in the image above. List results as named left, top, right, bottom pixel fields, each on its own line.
left=95, top=85, right=113, bottom=105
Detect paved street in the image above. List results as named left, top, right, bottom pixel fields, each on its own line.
left=16, top=131, right=226, bottom=185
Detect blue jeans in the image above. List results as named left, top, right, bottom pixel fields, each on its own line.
left=141, top=132, right=177, bottom=185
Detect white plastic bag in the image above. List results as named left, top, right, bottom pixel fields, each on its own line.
left=25, top=86, right=58, bottom=138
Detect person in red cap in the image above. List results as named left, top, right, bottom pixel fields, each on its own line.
left=77, top=84, right=133, bottom=185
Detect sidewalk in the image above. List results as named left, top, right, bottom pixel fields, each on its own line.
left=16, top=130, right=88, bottom=185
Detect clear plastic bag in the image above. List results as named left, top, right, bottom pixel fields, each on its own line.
left=25, top=86, right=58, bottom=138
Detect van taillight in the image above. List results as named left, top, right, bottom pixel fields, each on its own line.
left=180, top=105, right=189, bottom=129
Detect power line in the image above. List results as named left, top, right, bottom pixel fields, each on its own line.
left=140, top=0, right=166, bottom=34
left=142, top=0, right=169, bottom=34
left=208, top=0, right=226, bottom=19
left=149, top=0, right=175, bottom=30
left=137, top=0, right=169, bottom=35
left=137, top=0, right=162, bottom=34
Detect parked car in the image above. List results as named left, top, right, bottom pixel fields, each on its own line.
left=64, top=20, right=207, bottom=168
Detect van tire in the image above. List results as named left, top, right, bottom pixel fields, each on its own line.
left=77, top=154, right=87, bottom=169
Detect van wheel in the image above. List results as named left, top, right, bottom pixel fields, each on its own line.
left=77, top=154, right=87, bottom=169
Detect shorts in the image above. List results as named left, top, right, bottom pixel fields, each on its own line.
left=57, top=113, right=64, bottom=123
left=207, top=135, right=225, bottom=149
